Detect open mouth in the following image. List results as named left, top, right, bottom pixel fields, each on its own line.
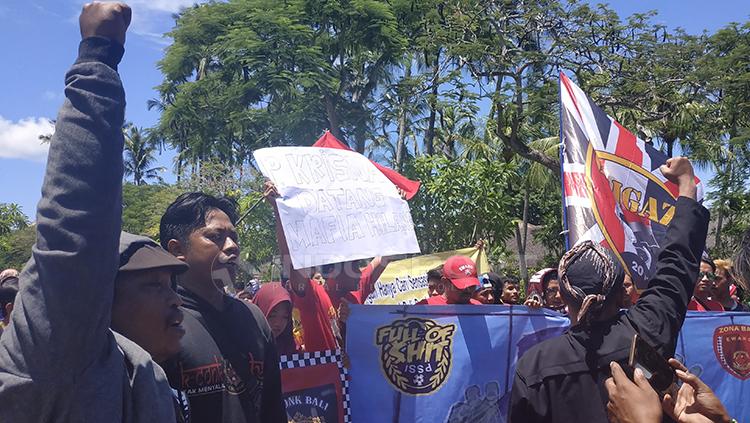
left=167, top=310, right=184, bottom=330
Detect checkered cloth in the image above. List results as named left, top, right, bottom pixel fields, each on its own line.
left=279, top=349, right=352, bottom=422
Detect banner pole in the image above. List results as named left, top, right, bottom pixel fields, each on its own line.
left=558, top=72, right=571, bottom=251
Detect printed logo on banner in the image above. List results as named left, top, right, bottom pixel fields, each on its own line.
left=445, top=381, right=503, bottom=423
left=713, top=324, right=750, bottom=380
left=284, top=384, right=339, bottom=423
left=375, top=317, right=456, bottom=395
left=559, top=73, right=703, bottom=289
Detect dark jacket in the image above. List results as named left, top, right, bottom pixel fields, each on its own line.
left=0, top=38, right=177, bottom=422
left=164, top=287, right=285, bottom=423
left=510, top=197, right=709, bottom=423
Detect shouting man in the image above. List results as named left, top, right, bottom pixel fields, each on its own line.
left=160, top=193, right=285, bottom=423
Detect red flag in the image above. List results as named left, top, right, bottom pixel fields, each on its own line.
left=559, top=73, right=703, bottom=289
left=312, top=131, right=421, bottom=200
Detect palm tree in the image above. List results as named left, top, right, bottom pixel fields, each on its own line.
left=123, top=125, right=165, bottom=186
left=514, top=136, right=561, bottom=282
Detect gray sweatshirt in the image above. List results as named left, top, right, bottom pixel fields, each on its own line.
left=0, top=37, right=176, bottom=422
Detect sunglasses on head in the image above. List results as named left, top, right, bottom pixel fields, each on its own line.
left=699, top=271, right=716, bottom=281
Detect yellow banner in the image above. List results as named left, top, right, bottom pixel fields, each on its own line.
left=365, top=247, right=490, bottom=305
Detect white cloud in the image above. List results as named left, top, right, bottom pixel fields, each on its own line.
left=127, top=0, right=197, bottom=14
left=0, top=116, right=54, bottom=161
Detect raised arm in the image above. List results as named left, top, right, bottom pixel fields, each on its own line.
left=264, top=181, right=311, bottom=293
left=0, top=3, right=131, bottom=377
left=628, top=157, right=709, bottom=355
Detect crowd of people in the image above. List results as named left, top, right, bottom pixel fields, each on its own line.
left=0, top=3, right=748, bottom=423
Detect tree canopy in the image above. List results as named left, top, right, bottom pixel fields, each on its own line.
left=142, top=0, right=750, bottom=273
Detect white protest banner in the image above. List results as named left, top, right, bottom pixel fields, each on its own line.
left=254, top=147, right=421, bottom=269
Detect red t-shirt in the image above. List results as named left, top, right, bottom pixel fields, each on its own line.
left=688, top=297, right=725, bottom=312
left=291, top=265, right=381, bottom=350
left=290, top=279, right=339, bottom=352
left=328, top=264, right=376, bottom=309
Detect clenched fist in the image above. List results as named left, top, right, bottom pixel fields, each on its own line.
left=660, top=157, right=697, bottom=200
left=80, top=2, right=132, bottom=46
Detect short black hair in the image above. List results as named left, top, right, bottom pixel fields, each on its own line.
left=701, top=258, right=717, bottom=273
left=0, top=287, right=17, bottom=309
left=500, top=275, right=520, bottom=290
left=541, top=269, right=559, bottom=290
left=159, top=192, right=239, bottom=250
left=427, top=265, right=444, bottom=281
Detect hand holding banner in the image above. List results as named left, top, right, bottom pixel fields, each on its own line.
left=254, top=147, right=421, bottom=269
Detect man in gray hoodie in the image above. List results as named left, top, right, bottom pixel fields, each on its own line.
left=0, top=3, right=182, bottom=421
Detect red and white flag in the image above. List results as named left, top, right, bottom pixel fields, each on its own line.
left=559, top=73, right=704, bottom=289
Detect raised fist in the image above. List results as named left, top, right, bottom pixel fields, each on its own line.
left=660, top=157, right=697, bottom=199
left=80, top=2, right=132, bottom=46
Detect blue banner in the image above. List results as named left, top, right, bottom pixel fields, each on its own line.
left=347, top=305, right=569, bottom=423
left=676, top=312, right=750, bottom=421
left=347, top=306, right=750, bottom=423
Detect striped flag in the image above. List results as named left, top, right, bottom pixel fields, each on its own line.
left=559, top=73, right=704, bottom=289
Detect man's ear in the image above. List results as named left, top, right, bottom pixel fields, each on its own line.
left=167, top=239, right=187, bottom=261
left=4, top=303, right=13, bottom=324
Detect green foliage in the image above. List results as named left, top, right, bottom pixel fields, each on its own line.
left=409, top=155, right=518, bottom=253
left=123, top=125, right=165, bottom=186
left=122, top=184, right=182, bottom=240
left=0, top=203, right=32, bottom=270
left=0, top=225, right=35, bottom=271
left=177, top=159, right=245, bottom=198
left=0, top=203, right=29, bottom=236
left=235, top=189, right=278, bottom=269
left=529, top=188, right=565, bottom=267
left=140, top=0, right=750, bottom=271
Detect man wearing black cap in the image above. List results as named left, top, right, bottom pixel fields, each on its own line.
left=113, top=233, right=189, bottom=372
left=0, top=4, right=190, bottom=422
left=509, top=157, right=709, bottom=423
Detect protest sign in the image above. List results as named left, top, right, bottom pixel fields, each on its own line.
left=313, top=131, right=421, bottom=200
left=254, top=147, right=421, bottom=269
left=560, top=73, right=704, bottom=289
left=347, top=307, right=750, bottom=422
left=364, top=247, right=490, bottom=305
left=280, top=349, right=351, bottom=423
left=346, top=305, right=570, bottom=422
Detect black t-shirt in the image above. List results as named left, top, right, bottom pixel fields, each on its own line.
left=509, top=197, right=710, bottom=423
left=164, top=288, right=285, bottom=423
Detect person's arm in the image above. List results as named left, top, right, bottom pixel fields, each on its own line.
left=629, top=158, right=709, bottom=355
left=264, top=181, right=310, bottom=293
left=0, top=3, right=130, bottom=379
left=352, top=256, right=390, bottom=303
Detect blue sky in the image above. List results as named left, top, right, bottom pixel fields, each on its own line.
left=0, top=0, right=748, bottom=220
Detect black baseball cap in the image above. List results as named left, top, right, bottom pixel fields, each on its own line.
left=118, top=232, right=189, bottom=274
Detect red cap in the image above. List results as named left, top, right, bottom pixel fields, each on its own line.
left=443, top=256, right=481, bottom=290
